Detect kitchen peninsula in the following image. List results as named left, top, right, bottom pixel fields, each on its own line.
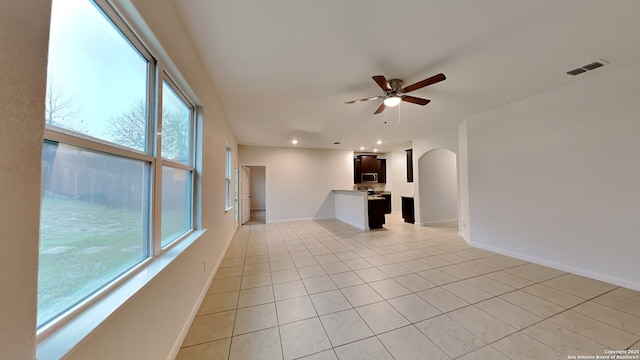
left=333, top=190, right=389, bottom=230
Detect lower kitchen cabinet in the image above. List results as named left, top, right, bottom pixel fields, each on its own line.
left=368, top=199, right=386, bottom=229
left=401, top=196, right=414, bottom=224
left=381, top=194, right=391, bottom=214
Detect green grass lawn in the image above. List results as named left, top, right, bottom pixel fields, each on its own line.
left=38, top=196, right=188, bottom=327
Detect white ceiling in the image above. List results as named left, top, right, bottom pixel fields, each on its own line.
left=172, top=0, right=640, bottom=153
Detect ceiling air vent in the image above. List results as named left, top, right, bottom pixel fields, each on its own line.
left=567, top=59, right=608, bottom=76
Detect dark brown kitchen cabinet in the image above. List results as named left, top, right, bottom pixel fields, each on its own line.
left=377, top=158, right=386, bottom=183
left=360, top=155, right=378, bottom=173
left=381, top=193, right=391, bottom=214
left=368, top=198, right=386, bottom=229
left=354, top=158, right=361, bottom=183
left=405, top=149, right=413, bottom=183
left=402, top=196, right=415, bottom=223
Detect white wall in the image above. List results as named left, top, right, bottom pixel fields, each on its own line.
left=239, top=146, right=354, bottom=222
left=0, top=1, right=50, bottom=358
left=8, top=0, right=239, bottom=358
left=458, top=120, right=471, bottom=242
left=412, top=129, right=458, bottom=226
left=465, top=62, right=640, bottom=290
left=418, top=149, right=458, bottom=224
left=249, top=166, right=266, bottom=210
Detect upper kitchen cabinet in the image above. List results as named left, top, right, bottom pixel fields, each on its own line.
left=354, top=157, right=362, bottom=184
left=360, top=155, right=378, bottom=173
left=405, top=149, right=413, bottom=183
left=354, top=154, right=386, bottom=183
left=377, top=158, right=386, bottom=183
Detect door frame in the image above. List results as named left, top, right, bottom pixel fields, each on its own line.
left=239, top=164, right=267, bottom=225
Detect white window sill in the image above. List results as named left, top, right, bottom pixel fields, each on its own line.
left=225, top=206, right=233, bottom=213
left=36, top=229, right=207, bottom=360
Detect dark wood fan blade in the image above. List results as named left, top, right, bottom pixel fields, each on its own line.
left=345, top=96, right=382, bottom=104
left=401, top=73, right=446, bottom=93
left=374, top=102, right=386, bottom=114
left=402, top=96, right=431, bottom=106
left=372, top=75, right=391, bottom=91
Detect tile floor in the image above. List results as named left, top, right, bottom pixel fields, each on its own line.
left=177, top=214, right=640, bottom=360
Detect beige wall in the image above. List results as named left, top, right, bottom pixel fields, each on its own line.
left=0, top=1, right=51, bottom=358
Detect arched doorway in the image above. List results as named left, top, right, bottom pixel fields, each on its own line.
left=417, top=149, right=458, bottom=225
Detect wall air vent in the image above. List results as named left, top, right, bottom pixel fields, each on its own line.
left=567, top=59, right=608, bottom=76
left=567, top=68, right=587, bottom=76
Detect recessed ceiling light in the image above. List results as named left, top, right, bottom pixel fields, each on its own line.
left=376, top=140, right=382, bottom=145
left=292, top=139, right=298, bottom=145
left=373, top=149, right=378, bottom=152
left=359, top=147, right=365, bottom=151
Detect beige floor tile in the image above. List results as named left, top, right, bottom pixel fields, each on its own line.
left=630, top=340, right=640, bottom=350
left=549, top=310, right=639, bottom=350
left=220, top=257, right=244, bottom=268
left=368, top=278, right=411, bottom=299
left=299, top=349, right=338, bottom=360
left=388, top=294, right=441, bottom=323
left=493, top=332, right=561, bottom=360
left=303, top=275, right=338, bottom=294
left=457, top=345, right=510, bottom=360
left=457, top=261, right=495, bottom=275
left=394, top=273, right=437, bottom=292
left=420, top=256, right=452, bottom=268
left=443, top=281, right=494, bottom=303
left=464, top=276, right=515, bottom=296
left=182, top=310, right=235, bottom=347
left=273, top=279, right=308, bottom=300
left=344, top=258, right=373, bottom=270
left=243, top=262, right=270, bottom=276
left=439, top=264, right=478, bottom=280
left=310, top=290, right=353, bottom=315
left=315, top=254, right=340, bottom=264
left=523, top=320, right=606, bottom=355
left=269, top=259, right=295, bottom=271
left=341, top=284, right=384, bottom=307
left=417, top=269, right=458, bottom=285
left=476, top=297, right=542, bottom=330
left=237, top=285, right=273, bottom=308
left=233, top=303, right=277, bottom=335
left=241, top=273, right=271, bottom=289
left=416, top=315, right=485, bottom=358
left=271, top=268, right=300, bottom=284
left=542, top=274, right=615, bottom=299
left=276, top=296, right=318, bottom=324
left=448, top=305, right=517, bottom=342
left=364, top=254, right=395, bottom=266
left=320, top=261, right=351, bottom=275
left=320, top=309, right=373, bottom=347
left=520, top=284, right=584, bottom=308
left=500, top=290, right=565, bottom=318
left=355, top=301, right=409, bottom=334
left=574, top=301, right=640, bottom=336
left=294, top=256, right=320, bottom=268
left=417, top=287, right=470, bottom=313
left=398, top=259, right=432, bottom=272
left=486, top=271, right=535, bottom=289
left=330, top=271, right=364, bottom=288
left=378, top=325, right=449, bottom=360
left=176, top=338, right=230, bottom=360
left=503, top=263, right=566, bottom=282
left=334, top=337, right=393, bottom=360
left=377, top=263, right=413, bottom=277
left=354, top=267, right=389, bottom=282
left=208, top=277, right=242, bottom=294
left=335, top=251, right=360, bottom=261
left=280, top=318, right=332, bottom=359
left=229, top=326, right=282, bottom=360
left=197, top=291, right=239, bottom=315
left=298, top=264, right=327, bottom=279
left=593, top=289, right=640, bottom=317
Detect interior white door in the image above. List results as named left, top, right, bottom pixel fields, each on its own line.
left=241, top=166, right=251, bottom=224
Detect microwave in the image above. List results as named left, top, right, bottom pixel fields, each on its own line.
left=361, top=173, right=378, bottom=183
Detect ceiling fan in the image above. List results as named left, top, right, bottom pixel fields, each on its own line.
left=345, top=73, right=446, bottom=114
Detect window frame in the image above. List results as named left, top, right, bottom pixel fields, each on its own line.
left=37, top=0, right=199, bottom=338
left=225, top=144, right=233, bottom=211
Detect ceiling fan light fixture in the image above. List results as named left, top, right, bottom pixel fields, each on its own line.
left=383, top=96, right=401, bottom=107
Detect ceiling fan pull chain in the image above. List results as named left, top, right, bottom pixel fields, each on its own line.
left=384, top=108, right=387, bottom=124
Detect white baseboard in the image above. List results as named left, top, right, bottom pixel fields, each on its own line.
left=424, top=218, right=458, bottom=225
left=167, top=230, right=236, bottom=360
left=267, top=216, right=334, bottom=224
left=470, top=240, right=640, bottom=292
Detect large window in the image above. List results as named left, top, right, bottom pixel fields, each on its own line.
left=39, top=0, right=196, bottom=330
